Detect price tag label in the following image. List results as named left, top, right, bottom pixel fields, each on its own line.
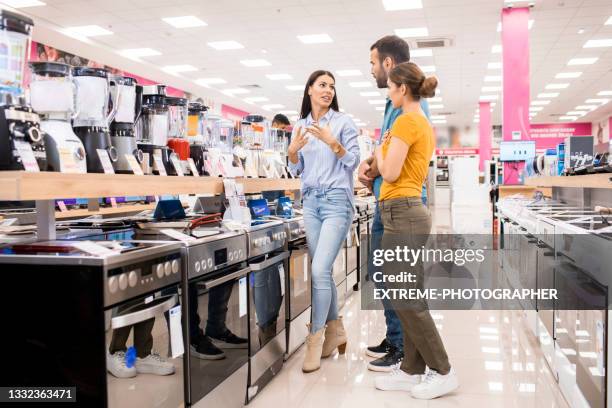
left=58, top=147, right=78, bottom=174
left=57, top=200, right=68, bottom=212
left=110, top=197, right=118, bottom=208
left=204, top=158, right=214, bottom=175
left=171, top=157, right=184, bottom=177
left=96, top=149, right=115, bottom=174
left=15, top=140, right=40, bottom=172
left=278, top=264, right=285, bottom=297
left=125, top=154, right=144, bottom=175
left=239, top=277, right=247, bottom=318
left=169, top=306, right=184, bottom=358
left=160, top=228, right=196, bottom=242
left=153, top=155, right=167, bottom=176
left=0, top=218, right=17, bottom=226
left=187, top=158, right=200, bottom=177
left=71, top=241, right=117, bottom=257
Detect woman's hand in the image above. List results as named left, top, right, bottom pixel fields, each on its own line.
left=306, top=124, right=336, bottom=146
left=288, top=126, right=308, bottom=156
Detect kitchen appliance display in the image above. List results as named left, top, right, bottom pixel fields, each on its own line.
left=110, top=76, right=143, bottom=173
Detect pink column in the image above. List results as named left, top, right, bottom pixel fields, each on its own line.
left=502, top=7, right=530, bottom=184
left=479, top=102, right=492, bottom=171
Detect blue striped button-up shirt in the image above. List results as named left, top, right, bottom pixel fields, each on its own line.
left=288, top=109, right=360, bottom=201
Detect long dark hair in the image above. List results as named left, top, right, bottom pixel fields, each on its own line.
left=299, top=70, right=339, bottom=119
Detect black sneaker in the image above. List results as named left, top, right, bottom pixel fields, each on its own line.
left=190, top=335, right=226, bottom=360
left=367, top=346, right=403, bottom=372
left=208, top=329, right=248, bottom=349
left=366, top=338, right=392, bottom=358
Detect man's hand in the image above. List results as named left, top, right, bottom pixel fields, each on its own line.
left=358, top=157, right=374, bottom=186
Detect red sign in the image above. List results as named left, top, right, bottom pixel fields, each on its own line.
left=436, top=148, right=479, bottom=156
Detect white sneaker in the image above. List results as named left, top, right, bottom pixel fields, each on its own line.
left=411, top=368, right=458, bottom=400
left=374, top=366, right=421, bottom=392
left=107, top=351, right=137, bottom=378
left=135, top=352, right=175, bottom=376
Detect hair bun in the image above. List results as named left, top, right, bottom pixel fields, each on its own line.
left=419, top=76, right=438, bottom=98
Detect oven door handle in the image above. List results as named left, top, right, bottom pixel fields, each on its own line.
left=250, top=251, right=290, bottom=270
left=111, top=294, right=177, bottom=330
left=204, top=266, right=251, bottom=289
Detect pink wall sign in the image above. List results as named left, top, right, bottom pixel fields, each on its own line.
left=221, top=104, right=250, bottom=121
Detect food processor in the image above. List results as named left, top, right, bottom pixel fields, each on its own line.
left=72, top=67, right=118, bottom=173
left=187, top=101, right=208, bottom=175
left=165, top=96, right=190, bottom=175
left=109, top=76, right=143, bottom=173
left=29, top=61, right=87, bottom=173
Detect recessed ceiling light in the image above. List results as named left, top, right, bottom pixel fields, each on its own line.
left=65, top=25, right=113, bottom=37
left=349, top=81, right=373, bottom=88
left=578, top=28, right=585, bottom=34
left=120, top=48, right=161, bottom=58
left=559, top=116, right=578, bottom=121
left=585, top=98, right=610, bottom=104
left=605, top=16, right=612, bottom=25
left=375, top=106, right=385, bottom=111
left=430, top=115, right=446, bottom=120
left=279, top=110, right=298, bottom=115
left=240, top=59, right=271, bottom=67
left=162, top=16, right=207, bottom=28
left=529, top=106, right=543, bottom=112
left=480, top=95, right=499, bottom=101
left=162, top=64, right=197, bottom=74
left=223, top=88, right=250, bottom=95
left=207, top=41, right=244, bottom=50
left=382, top=0, right=423, bottom=11
left=297, top=34, right=333, bottom=44
left=491, top=45, right=502, bottom=53
left=538, top=92, right=559, bottom=98
left=286, top=85, right=303, bottom=91
left=432, top=120, right=447, bottom=124
left=394, top=27, right=429, bottom=38
left=555, top=72, right=582, bottom=79
left=1, top=0, right=45, bottom=7
left=482, top=86, right=502, bottom=92
left=243, top=97, right=269, bottom=104
left=583, top=39, right=612, bottom=48
left=531, top=100, right=550, bottom=106
left=545, top=83, right=569, bottom=89
left=356, top=123, right=367, bottom=127
left=575, top=105, right=598, bottom=110
left=411, top=49, right=433, bottom=57
left=421, top=66, right=436, bottom=73
left=429, top=97, right=442, bottom=103
left=597, top=90, right=612, bottom=96
left=360, top=91, right=381, bottom=97
left=266, top=74, right=292, bottom=80
left=262, top=104, right=285, bottom=110
left=487, top=62, right=502, bottom=69
left=566, top=111, right=587, bottom=116
left=430, top=104, right=444, bottom=109
left=336, top=69, right=362, bottom=77
left=195, top=77, right=226, bottom=86
left=368, top=99, right=386, bottom=105
left=568, top=57, right=598, bottom=65
left=484, top=76, right=502, bottom=82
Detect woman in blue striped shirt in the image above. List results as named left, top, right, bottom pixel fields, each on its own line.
left=288, top=70, right=360, bottom=373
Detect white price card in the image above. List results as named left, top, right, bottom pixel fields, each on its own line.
left=303, top=255, right=309, bottom=282
left=239, top=277, right=247, bottom=317
left=57, top=200, right=68, bottom=212
left=15, top=140, right=40, bottom=172
left=171, top=157, right=184, bottom=177
left=187, top=158, right=200, bottom=177
left=160, top=228, right=196, bottom=242
left=169, top=305, right=185, bottom=358
left=0, top=218, right=17, bottom=226
left=153, top=155, right=167, bottom=176
left=96, top=149, right=115, bottom=174
left=110, top=197, right=118, bottom=208
left=278, top=264, right=285, bottom=297
left=58, top=147, right=78, bottom=173
left=71, top=241, right=117, bottom=257
left=125, top=154, right=144, bottom=175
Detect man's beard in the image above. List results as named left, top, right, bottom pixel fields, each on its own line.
left=375, top=72, right=388, bottom=89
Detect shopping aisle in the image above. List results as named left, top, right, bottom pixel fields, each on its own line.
left=248, top=207, right=569, bottom=408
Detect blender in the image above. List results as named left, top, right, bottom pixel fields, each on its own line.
left=109, top=76, right=143, bottom=173
left=242, top=114, right=270, bottom=178
left=72, top=67, right=119, bottom=173
left=29, top=61, right=87, bottom=173
left=165, top=96, right=190, bottom=175
left=187, top=101, right=209, bottom=175
left=0, top=10, right=48, bottom=171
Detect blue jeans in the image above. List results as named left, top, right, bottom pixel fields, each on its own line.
left=303, top=188, right=354, bottom=333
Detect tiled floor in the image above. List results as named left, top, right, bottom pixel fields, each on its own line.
left=248, top=205, right=570, bottom=408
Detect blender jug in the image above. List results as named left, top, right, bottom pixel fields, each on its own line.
left=166, top=96, right=190, bottom=174
left=110, top=77, right=143, bottom=173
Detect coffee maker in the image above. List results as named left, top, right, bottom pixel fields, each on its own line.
left=72, top=67, right=118, bottom=173
left=165, top=96, right=190, bottom=174
left=29, top=61, right=87, bottom=173
left=109, top=76, right=143, bottom=173
left=187, top=102, right=209, bottom=175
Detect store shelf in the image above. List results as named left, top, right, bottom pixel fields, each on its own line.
left=0, top=171, right=301, bottom=201
left=55, top=203, right=158, bottom=220
left=524, top=174, right=612, bottom=189
left=498, top=185, right=552, bottom=198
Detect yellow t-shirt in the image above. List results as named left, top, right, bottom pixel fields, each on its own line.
left=379, top=112, right=435, bottom=201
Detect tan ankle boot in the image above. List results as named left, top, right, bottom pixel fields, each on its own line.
left=302, top=324, right=325, bottom=373
left=321, top=317, right=347, bottom=358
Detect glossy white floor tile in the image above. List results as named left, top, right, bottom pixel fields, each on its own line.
left=248, top=206, right=570, bottom=408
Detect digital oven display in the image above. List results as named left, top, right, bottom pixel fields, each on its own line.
left=214, top=248, right=227, bottom=266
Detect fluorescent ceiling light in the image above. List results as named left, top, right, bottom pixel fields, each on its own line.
left=262, top=104, right=285, bottom=110
left=482, top=86, right=502, bottom=92
left=585, top=98, right=610, bottom=104
left=336, top=69, right=362, bottom=77
left=487, top=62, right=502, bottom=69
left=120, top=48, right=161, bottom=58
left=531, top=100, right=550, bottom=106
left=394, top=27, right=429, bottom=38
left=243, top=97, right=269, bottom=103
left=491, top=45, right=502, bottom=53
left=162, top=16, right=207, bottom=28
left=568, top=57, right=598, bottom=65
left=411, top=49, right=433, bottom=57
left=297, top=34, right=333, bottom=44
left=430, top=115, right=446, bottom=120
left=555, top=72, right=582, bottom=79
left=195, top=77, right=226, bottom=86
left=545, top=83, right=569, bottom=89
left=266, top=74, right=292, bottom=80
left=484, top=76, right=502, bottom=82
left=480, top=95, right=499, bottom=101
left=538, top=92, right=559, bottom=98
left=430, top=104, right=444, bottom=109
left=65, top=25, right=113, bottom=37
left=223, top=88, right=250, bottom=95
left=349, top=81, right=373, bottom=88
left=597, top=91, right=612, bottom=96
left=162, top=64, right=197, bottom=73
left=421, top=66, right=436, bottom=73
left=429, top=97, right=442, bottom=103
left=356, top=123, right=367, bottom=127
left=360, top=91, right=381, bottom=97
left=368, top=99, right=386, bottom=105
left=1, top=0, right=45, bottom=7
left=382, top=0, right=423, bottom=11
left=240, top=59, right=271, bottom=67
left=432, top=120, right=447, bottom=124
left=605, top=16, right=612, bottom=25
left=583, top=39, right=612, bottom=48
left=575, top=105, right=597, bottom=110
left=279, top=110, right=298, bottom=115
left=286, top=85, right=303, bottom=91
left=375, top=106, right=385, bottom=111
left=207, top=41, right=243, bottom=50
left=566, top=111, right=587, bottom=116
left=529, top=106, right=543, bottom=112
left=559, top=116, right=578, bottom=121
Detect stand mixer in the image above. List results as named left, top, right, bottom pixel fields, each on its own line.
left=187, top=101, right=209, bottom=175
left=109, top=76, right=143, bottom=173
left=165, top=96, right=190, bottom=175
left=29, top=61, right=87, bottom=173
left=72, top=67, right=118, bottom=173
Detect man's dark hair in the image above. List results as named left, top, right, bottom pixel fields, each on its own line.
left=272, top=113, right=290, bottom=126
left=370, top=35, right=410, bottom=65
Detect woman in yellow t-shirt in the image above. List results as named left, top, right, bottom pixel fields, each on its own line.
left=373, top=62, right=458, bottom=400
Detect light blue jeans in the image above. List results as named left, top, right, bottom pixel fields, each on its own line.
left=303, top=188, right=354, bottom=333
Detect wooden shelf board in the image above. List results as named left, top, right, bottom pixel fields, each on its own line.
left=524, top=174, right=612, bottom=189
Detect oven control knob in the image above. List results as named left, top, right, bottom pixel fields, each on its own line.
left=207, top=258, right=213, bottom=268
left=200, top=260, right=207, bottom=271
left=238, top=249, right=243, bottom=258
left=229, top=251, right=234, bottom=261
left=156, top=263, right=164, bottom=279
left=253, top=239, right=260, bottom=248
left=171, top=259, right=179, bottom=274
left=233, top=250, right=239, bottom=259
left=164, top=261, right=172, bottom=276
left=128, top=271, right=138, bottom=288
left=108, top=276, right=118, bottom=294
left=119, top=273, right=128, bottom=291
left=195, top=261, right=201, bottom=273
